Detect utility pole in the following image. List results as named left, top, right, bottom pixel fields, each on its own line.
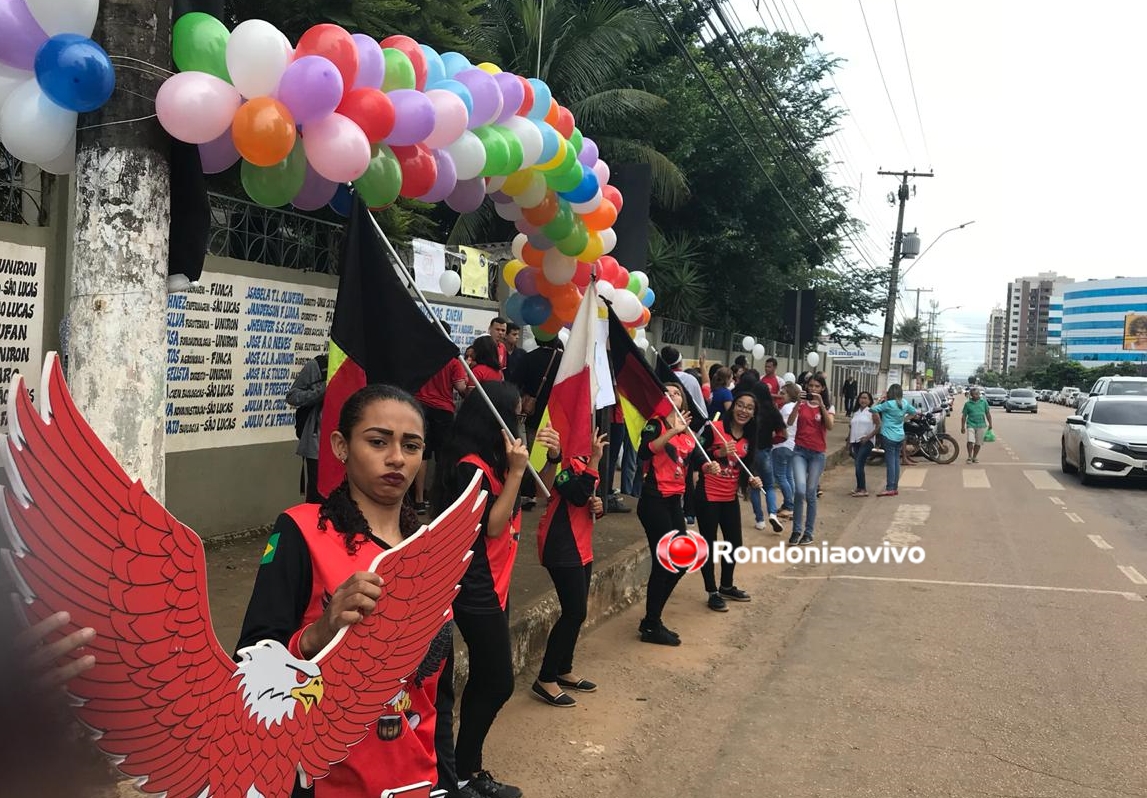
left=909, top=287, right=933, bottom=389
left=876, top=169, right=933, bottom=395
left=68, top=0, right=173, bottom=497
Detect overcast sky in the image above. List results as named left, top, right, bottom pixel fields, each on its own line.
left=727, top=0, right=1147, bottom=378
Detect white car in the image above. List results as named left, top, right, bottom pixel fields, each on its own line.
left=1061, top=396, right=1147, bottom=484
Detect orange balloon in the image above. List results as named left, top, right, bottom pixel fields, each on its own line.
left=639, top=307, right=651, bottom=327
left=544, top=98, right=560, bottom=127
left=581, top=199, right=618, bottom=231
left=521, top=191, right=558, bottom=226
left=552, top=286, right=582, bottom=320
left=555, top=106, right=575, bottom=139
left=540, top=315, right=564, bottom=334
left=535, top=272, right=561, bottom=299
left=521, top=243, right=545, bottom=268
left=232, top=97, right=297, bottom=167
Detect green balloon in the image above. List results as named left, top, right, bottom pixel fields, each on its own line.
left=473, top=126, right=511, bottom=176
left=542, top=201, right=575, bottom=240
left=628, top=274, right=641, bottom=294
left=548, top=161, right=584, bottom=193
left=241, top=140, right=306, bottom=207
left=354, top=145, right=403, bottom=208
left=556, top=222, right=589, bottom=257
left=532, top=325, right=557, bottom=342
left=569, top=127, right=583, bottom=153
left=491, top=125, right=524, bottom=174
left=172, top=12, right=231, bottom=82
left=382, top=48, right=416, bottom=91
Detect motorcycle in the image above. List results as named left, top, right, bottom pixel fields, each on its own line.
left=904, top=414, right=960, bottom=464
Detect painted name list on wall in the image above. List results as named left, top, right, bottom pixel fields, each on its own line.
left=165, top=271, right=335, bottom=452
left=0, top=242, right=46, bottom=434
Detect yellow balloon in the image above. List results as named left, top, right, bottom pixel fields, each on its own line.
left=502, top=168, right=534, bottom=196
left=477, top=62, right=502, bottom=74
left=503, top=258, right=527, bottom=286
left=536, top=138, right=568, bottom=172
left=577, top=230, right=605, bottom=262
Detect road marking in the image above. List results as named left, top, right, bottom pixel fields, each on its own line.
left=1065, top=513, right=1084, bottom=524
left=777, top=574, right=1144, bottom=601
left=1088, top=535, right=1113, bottom=550
left=962, top=469, right=990, bottom=488
left=980, top=462, right=1059, bottom=467
left=1023, top=470, right=1064, bottom=490
left=897, top=469, right=927, bottom=489
left=1118, top=566, right=1147, bottom=585
left=1049, top=496, right=1065, bottom=506
left=882, top=504, right=930, bottom=546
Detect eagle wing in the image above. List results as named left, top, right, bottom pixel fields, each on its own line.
left=0, top=354, right=264, bottom=798
left=299, top=470, right=485, bottom=777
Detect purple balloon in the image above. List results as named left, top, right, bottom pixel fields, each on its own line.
left=527, top=232, right=554, bottom=250
left=278, top=56, right=344, bottom=125
left=578, top=136, right=599, bottom=167
left=198, top=131, right=240, bottom=174
left=446, top=176, right=486, bottom=213
left=385, top=89, right=436, bottom=146
left=454, top=68, right=503, bottom=128
left=292, top=164, right=339, bottom=211
left=514, top=266, right=540, bottom=295
left=489, top=190, right=512, bottom=204
left=493, top=72, right=525, bottom=123
left=515, top=219, right=540, bottom=236
left=418, top=149, right=458, bottom=203
left=0, top=0, right=47, bottom=70
left=352, top=33, right=385, bottom=89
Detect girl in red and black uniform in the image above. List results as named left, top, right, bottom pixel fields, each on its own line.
left=532, top=429, right=607, bottom=708
left=433, top=381, right=528, bottom=798
left=236, top=384, right=449, bottom=798
left=637, top=382, right=720, bottom=646
left=696, top=390, right=764, bottom=612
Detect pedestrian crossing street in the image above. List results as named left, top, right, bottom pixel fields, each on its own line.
left=890, top=465, right=1066, bottom=491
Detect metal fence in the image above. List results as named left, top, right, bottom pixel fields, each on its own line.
left=660, top=317, right=698, bottom=346
left=0, top=146, right=41, bottom=226
left=208, top=192, right=344, bottom=274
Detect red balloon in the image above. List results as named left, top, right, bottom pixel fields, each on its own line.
left=392, top=144, right=438, bottom=197
left=597, top=255, right=619, bottom=284
left=610, top=265, right=630, bottom=290
left=380, top=34, right=428, bottom=90
left=517, top=75, right=534, bottom=116
left=296, top=24, right=359, bottom=94
left=572, top=260, right=594, bottom=289
left=336, top=88, right=395, bottom=143
left=602, top=184, right=623, bottom=213
left=555, top=106, right=575, bottom=139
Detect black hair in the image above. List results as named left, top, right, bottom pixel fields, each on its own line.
left=507, top=322, right=521, bottom=334
left=765, top=357, right=778, bottom=367
left=318, top=384, right=424, bottom=555
left=708, top=362, right=723, bottom=382
left=656, top=346, right=681, bottom=382
left=741, top=368, right=760, bottom=382
left=714, top=389, right=760, bottom=489
left=491, top=316, right=508, bottom=327
left=856, top=391, right=875, bottom=407
left=433, top=381, right=521, bottom=513
left=733, top=355, right=748, bottom=368
left=471, top=335, right=502, bottom=370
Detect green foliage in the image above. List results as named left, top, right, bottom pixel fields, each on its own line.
left=975, top=359, right=1143, bottom=391
left=645, top=229, right=711, bottom=322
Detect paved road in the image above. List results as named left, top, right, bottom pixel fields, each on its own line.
left=483, top=398, right=1147, bottom=798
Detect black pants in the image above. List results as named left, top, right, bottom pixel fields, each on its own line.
left=682, top=463, right=698, bottom=518
left=697, top=499, right=743, bottom=593
left=303, top=457, right=320, bottom=503
left=434, top=642, right=457, bottom=793
left=538, top=563, right=593, bottom=682
left=452, top=607, right=514, bottom=780
left=637, top=493, right=687, bottom=626
left=599, top=420, right=628, bottom=498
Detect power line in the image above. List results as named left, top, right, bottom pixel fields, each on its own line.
left=855, top=0, right=914, bottom=160
left=893, top=0, right=932, bottom=166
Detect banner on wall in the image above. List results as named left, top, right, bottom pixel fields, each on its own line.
left=418, top=301, right=498, bottom=353
left=459, top=246, right=490, bottom=299
left=412, top=239, right=446, bottom=294
left=0, top=241, right=46, bottom=435
left=164, top=270, right=336, bottom=452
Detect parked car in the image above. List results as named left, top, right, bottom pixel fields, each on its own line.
left=1062, top=396, right=1147, bottom=484
left=1059, top=387, right=1080, bottom=406
left=1005, top=388, right=1038, bottom=413
left=904, top=390, right=946, bottom=433
left=1087, top=376, right=1147, bottom=397
left=982, top=387, right=1008, bottom=407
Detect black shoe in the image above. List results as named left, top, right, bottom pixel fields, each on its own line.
left=455, top=786, right=485, bottom=798
left=719, top=586, right=751, bottom=602
left=660, top=621, right=680, bottom=640
left=468, top=771, right=522, bottom=798
left=707, top=591, right=728, bottom=612
left=606, top=496, right=631, bottom=513
left=556, top=676, right=597, bottom=692
left=531, top=680, right=577, bottom=707
left=787, top=534, right=802, bottom=546
left=799, top=534, right=814, bottom=545
left=639, top=622, right=682, bottom=646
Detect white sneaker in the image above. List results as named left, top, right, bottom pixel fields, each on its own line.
left=754, top=520, right=767, bottom=530
left=768, top=514, right=784, bottom=533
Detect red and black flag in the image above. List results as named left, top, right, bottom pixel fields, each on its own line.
left=607, top=307, right=674, bottom=447
left=317, top=198, right=458, bottom=496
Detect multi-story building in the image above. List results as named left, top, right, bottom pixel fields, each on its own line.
left=1060, top=277, right=1147, bottom=365
left=984, top=306, right=1006, bottom=373
left=1005, top=272, right=1074, bottom=371
left=1048, top=295, right=1063, bottom=351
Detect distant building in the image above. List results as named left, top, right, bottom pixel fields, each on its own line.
left=984, top=306, right=1006, bottom=373
left=1061, top=277, right=1147, bottom=365
left=1005, top=271, right=1074, bottom=371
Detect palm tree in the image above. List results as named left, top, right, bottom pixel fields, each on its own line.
left=645, top=229, right=711, bottom=323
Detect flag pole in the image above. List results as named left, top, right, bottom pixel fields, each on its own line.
left=665, top=392, right=712, bottom=464
left=706, top=413, right=765, bottom=496
left=361, top=208, right=551, bottom=498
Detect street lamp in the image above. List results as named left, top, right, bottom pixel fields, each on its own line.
left=901, top=220, right=976, bottom=280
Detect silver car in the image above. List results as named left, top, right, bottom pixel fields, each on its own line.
left=1005, top=388, right=1037, bottom=413
left=1062, top=396, right=1147, bottom=484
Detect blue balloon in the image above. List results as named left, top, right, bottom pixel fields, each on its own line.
left=558, top=167, right=600, bottom=204
left=440, top=51, right=472, bottom=77
left=328, top=183, right=354, bottom=217
left=429, top=78, right=474, bottom=115
left=533, top=120, right=560, bottom=162
left=521, top=294, right=553, bottom=326
left=526, top=78, right=552, bottom=120
left=34, top=34, right=115, bottom=113
left=505, top=292, right=527, bottom=325
left=421, top=45, right=446, bottom=87
left=641, top=288, right=656, bottom=308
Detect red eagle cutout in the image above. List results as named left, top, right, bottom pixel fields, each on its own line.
left=0, top=353, right=486, bottom=798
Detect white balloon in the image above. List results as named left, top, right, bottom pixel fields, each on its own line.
left=516, top=174, right=548, bottom=208
left=635, top=335, right=649, bottom=351
left=542, top=250, right=576, bottom=285
left=599, top=227, right=617, bottom=254
left=511, top=233, right=528, bottom=261
left=226, top=20, right=292, bottom=99
left=38, top=133, right=76, bottom=174
left=439, top=270, right=462, bottom=296
left=502, top=116, right=542, bottom=167
left=614, top=290, right=643, bottom=323
left=742, top=336, right=756, bottom=352
left=25, top=0, right=98, bottom=37
left=782, top=372, right=797, bottom=385
left=446, top=130, right=486, bottom=180
left=806, top=351, right=820, bottom=368
left=752, top=344, right=766, bottom=360
left=494, top=200, right=522, bottom=221
left=486, top=175, right=506, bottom=193
left=0, top=80, right=76, bottom=165
left=558, top=327, right=571, bottom=345
left=0, top=63, right=29, bottom=110
left=596, top=281, right=616, bottom=303
left=570, top=190, right=603, bottom=215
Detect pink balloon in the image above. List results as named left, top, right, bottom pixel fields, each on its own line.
left=292, top=163, right=339, bottom=210
left=0, top=0, right=47, bottom=70
left=198, top=131, right=240, bottom=174
left=418, top=149, right=458, bottom=203
left=446, top=176, right=485, bottom=213
left=424, top=89, right=469, bottom=150
left=302, top=113, right=371, bottom=182
left=352, top=33, right=385, bottom=89
left=156, top=72, right=243, bottom=144
left=592, top=159, right=610, bottom=186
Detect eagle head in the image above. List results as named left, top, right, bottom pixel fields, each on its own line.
left=235, top=640, right=325, bottom=725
